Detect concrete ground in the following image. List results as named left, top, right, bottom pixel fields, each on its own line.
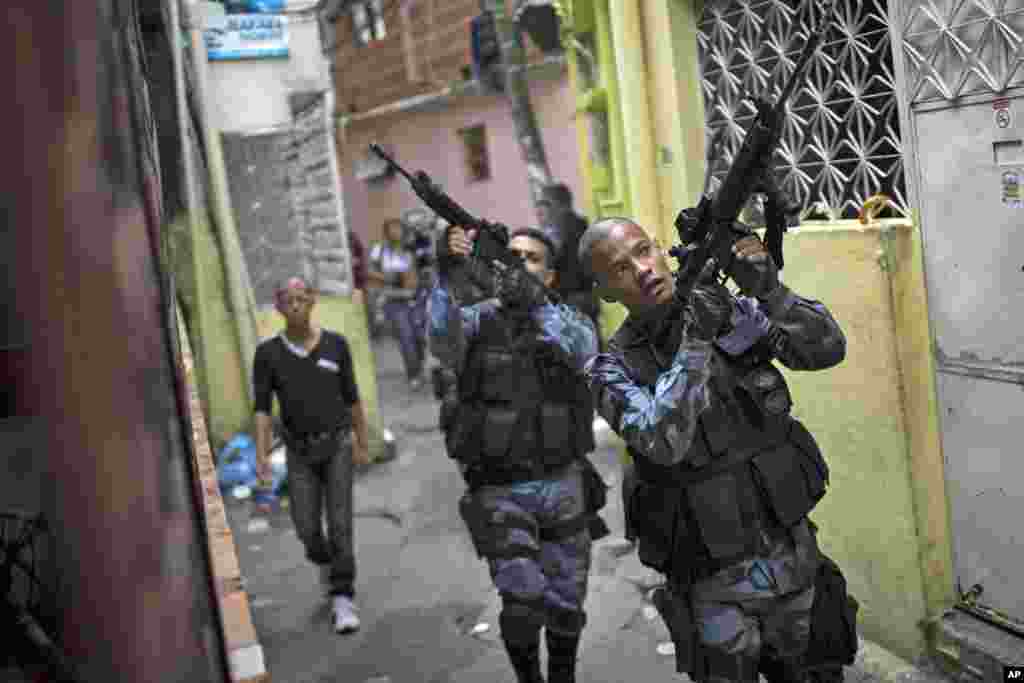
left=225, top=338, right=959, bottom=683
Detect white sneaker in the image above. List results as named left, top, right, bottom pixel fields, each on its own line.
left=333, top=595, right=360, bottom=634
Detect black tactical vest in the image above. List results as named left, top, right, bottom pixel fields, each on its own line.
left=613, top=307, right=829, bottom=586
left=450, top=308, right=593, bottom=487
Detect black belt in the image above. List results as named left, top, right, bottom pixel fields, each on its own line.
left=285, top=425, right=348, bottom=450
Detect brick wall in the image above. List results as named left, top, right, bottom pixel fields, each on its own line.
left=331, top=0, right=547, bottom=114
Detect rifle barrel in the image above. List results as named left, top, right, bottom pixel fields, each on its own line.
left=369, top=143, right=415, bottom=183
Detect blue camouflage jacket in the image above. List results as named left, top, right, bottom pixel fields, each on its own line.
left=427, top=273, right=599, bottom=378
left=584, top=284, right=846, bottom=467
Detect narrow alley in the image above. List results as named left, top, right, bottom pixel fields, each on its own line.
left=224, top=338, right=959, bottom=683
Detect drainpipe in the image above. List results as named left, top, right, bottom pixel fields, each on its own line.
left=168, top=0, right=209, bottom=411
left=182, top=0, right=259, bottom=407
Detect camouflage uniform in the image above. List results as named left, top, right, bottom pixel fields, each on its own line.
left=428, top=279, right=600, bottom=683
left=585, top=284, right=846, bottom=682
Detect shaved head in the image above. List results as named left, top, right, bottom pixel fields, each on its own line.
left=578, top=217, right=642, bottom=284
left=580, top=218, right=675, bottom=313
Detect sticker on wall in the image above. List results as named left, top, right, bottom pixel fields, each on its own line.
left=1001, top=169, right=1022, bottom=208
left=994, top=98, right=1012, bottom=129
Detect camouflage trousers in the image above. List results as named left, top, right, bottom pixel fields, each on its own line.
left=469, top=462, right=592, bottom=636
left=690, top=520, right=821, bottom=683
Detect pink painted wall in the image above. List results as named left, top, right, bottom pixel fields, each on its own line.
left=339, top=74, right=582, bottom=245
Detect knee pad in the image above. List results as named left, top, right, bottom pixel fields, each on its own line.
left=499, top=596, right=545, bottom=647
left=547, top=605, right=587, bottom=637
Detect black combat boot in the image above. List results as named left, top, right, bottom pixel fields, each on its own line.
left=546, top=630, right=581, bottom=683
left=500, top=602, right=545, bottom=683
left=504, top=640, right=544, bottom=683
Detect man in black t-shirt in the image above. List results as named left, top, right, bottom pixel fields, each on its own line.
left=253, top=276, right=370, bottom=635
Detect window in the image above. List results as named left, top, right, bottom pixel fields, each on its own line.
left=458, top=125, right=490, bottom=183
left=351, top=0, right=386, bottom=47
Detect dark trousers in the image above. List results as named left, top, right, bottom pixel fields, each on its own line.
left=383, top=298, right=426, bottom=380
left=285, top=439, right=356, bottom=597
left=621, top=458, right=638, bottom=542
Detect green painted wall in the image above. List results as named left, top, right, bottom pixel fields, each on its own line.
left=170, top=210, right=250, bottom=452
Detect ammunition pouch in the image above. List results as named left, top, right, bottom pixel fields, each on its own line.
left=446, top=404, right=485, bottom=465
left=735, top=362, right=792, bottom=427
left=629, top=417, right=829, bottom=582
left=627, top=478, right=678, bottom=574
left=751, top=420, right=828, bottom=528
left=804, top=552, right=859, bottom=673
left=650, top=585, right=699, bottom=676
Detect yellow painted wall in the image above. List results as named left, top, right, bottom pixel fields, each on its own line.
left=563, top=0, right=956, bottom=661
left=879, top=217, right=956, bottom=639
left=255, top=291, right=385, bottom=459
left=778, top=223, right=942, bottom=658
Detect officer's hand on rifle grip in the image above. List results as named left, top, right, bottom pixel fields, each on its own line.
left=726, top=234, right=779, bottom=300
left=683, top=280, right=733, bottom=343
left=438, top=224, right=473, bottom=276
left=447, top=226, right=474, bottom=258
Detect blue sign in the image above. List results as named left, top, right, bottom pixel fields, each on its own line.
left=205, top=14, right=290, bottom=61
left=224, top=0, right=285, bottom=13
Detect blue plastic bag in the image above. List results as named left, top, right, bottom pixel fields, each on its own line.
left=217, top=433, right=288, bottom=494
left=217, top=434, right=258, bottom=492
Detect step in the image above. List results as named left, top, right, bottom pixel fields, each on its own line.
left=939, top=608, right=1024, bottom=681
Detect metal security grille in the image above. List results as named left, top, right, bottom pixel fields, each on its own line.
left=900, top=1, right=1024, bottom=104
left=697, top=0, right=908, bottom=219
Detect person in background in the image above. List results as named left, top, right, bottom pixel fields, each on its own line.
left=348, top=228, right=369, bottom=292
left=538, top=183, right=600, bottom=332
left=368, top=218, right=426, bottom=390
left=347, top=227, right=371, bottom=330
left=252, top=276, right=371, bottom=635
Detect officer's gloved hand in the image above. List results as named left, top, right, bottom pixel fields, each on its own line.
left=682, top=280, right=733, bottom=342
left=493, top=260, right=548, bottom=311
left=725, top=233, right=779, bottom=299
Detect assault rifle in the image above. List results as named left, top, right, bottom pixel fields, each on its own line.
left=670, top=0, right=834, bottom=299
left=368, top=144, right=557, bottom=304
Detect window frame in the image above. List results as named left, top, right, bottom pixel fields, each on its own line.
left=350, top=0, right=386, bottom=47
left=457, top=124, right=491, bottom=183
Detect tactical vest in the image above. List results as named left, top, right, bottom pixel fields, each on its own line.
left=616, top=320, right=829, bottom=586
left=450, top=310, right=593, bottom=488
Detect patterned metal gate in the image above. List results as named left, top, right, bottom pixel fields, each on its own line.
left=697, top=0, right=907, bottom=220
left=893, top=0, right=1024, bottom=634
left=698, top=0, right=1024, bottom=634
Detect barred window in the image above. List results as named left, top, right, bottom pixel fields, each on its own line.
left=351, top=0, right=387, bottom=47
left=697, top=0, right=907, bottom=220
left=459, top=125, right=491, bottom=183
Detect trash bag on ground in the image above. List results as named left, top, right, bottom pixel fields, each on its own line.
left=217, top=434, right=288, bottom=495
